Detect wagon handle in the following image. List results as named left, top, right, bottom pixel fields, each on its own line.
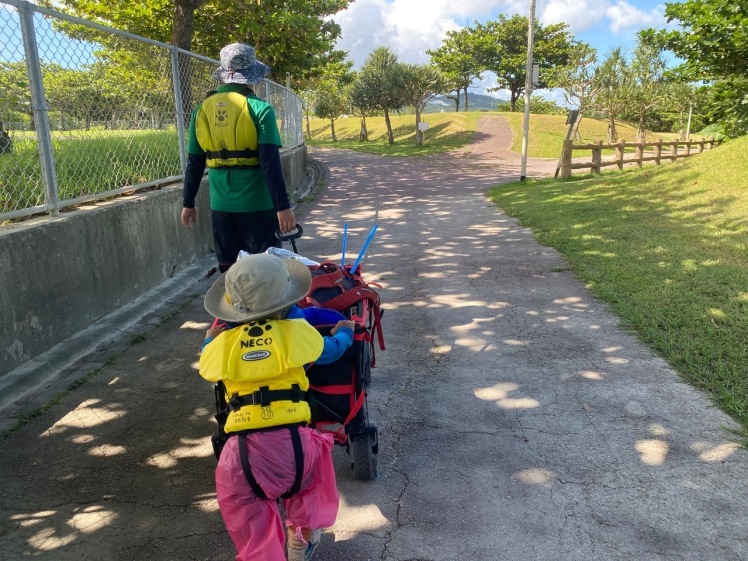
left=275, top=223, right=303, bottom=252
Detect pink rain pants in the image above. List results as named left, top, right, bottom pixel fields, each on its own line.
left=215, top=427, right=339, bottom=561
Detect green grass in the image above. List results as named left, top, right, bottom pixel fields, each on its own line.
left=488, top=136, right=748, bottom=441
left=307, top=112, right=480, bottom=156
left=0, top=129, right=181, bottom=216
left=307, top=111, right=679, bottom=160
left=501, top=112, right=677, bottom=159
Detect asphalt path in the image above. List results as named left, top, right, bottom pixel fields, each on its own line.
left=1, top=116, right=746, bottom=561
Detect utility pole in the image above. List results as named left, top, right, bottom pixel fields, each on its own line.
left=520, top=0, right=537, bottom=181
left=685, top=84, right=694, bottom=140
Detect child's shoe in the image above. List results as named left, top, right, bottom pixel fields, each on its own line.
left=286, top=528, right=321, bottom=561
left=305, top=529, right=321, bottom=560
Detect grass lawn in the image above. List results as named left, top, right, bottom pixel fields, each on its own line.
left=488, top=136, right=748, bottom=442
left=0, top=129, right=181, bottom=217
left=306, top=112, right=480, bottom=156
left=307, top=111, right=679, bottom=160
left=500, top=112, right=677, bottom=159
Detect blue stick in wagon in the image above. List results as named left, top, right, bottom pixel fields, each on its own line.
left=350, top=224, right=378, bottom=275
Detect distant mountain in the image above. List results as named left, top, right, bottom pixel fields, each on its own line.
left=424, top=92, right=507, bottom=113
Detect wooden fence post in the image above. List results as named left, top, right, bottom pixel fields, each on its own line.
left=655, top=139, right=662, bottom=164
left=635, top=141, right=643, bottom=168
left=670, top=141, right=678, bottom=162
left=616, top=140, right=625, bottom=171
left=685, top=140, right=692, bottom=156
left=592, top=139, right=602, bottom=174
left=697, top=137, right=704, bottom=154
left=560, top=139, right=573, bottom=179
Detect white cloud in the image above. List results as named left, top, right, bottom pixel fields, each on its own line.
left=605, top=0, right=666, bottom=34
left=540, top=0, right=609, bottom=33
left=333, top=0, right=506, bottom=68
left=331, top=0, right=671, bottom=94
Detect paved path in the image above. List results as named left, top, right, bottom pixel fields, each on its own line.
left=1, top=116, right=746, bottom=561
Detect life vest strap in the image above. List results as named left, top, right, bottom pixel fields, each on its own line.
left=228, top=384, right=305, bottom=411
left=238, top=425, right=305, bottom=500
left=238, top=432, right=268, bottom=500
left=212, top=164, right=261, bottom=170
left=205, top=148, right=259, bottom=160
left=282, top=425, right=304, bottom=498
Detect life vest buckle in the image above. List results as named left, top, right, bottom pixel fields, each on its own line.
left=228, top=393, right=242, bottom=412
left=226, top=385, right=306, bottom=413
left=258, top=386, right=271, bottom=407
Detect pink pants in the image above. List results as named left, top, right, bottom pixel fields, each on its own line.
left=215, top=427, right=339, bottom=561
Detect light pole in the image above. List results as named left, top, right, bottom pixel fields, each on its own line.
left=520, top=0, right=537, bottom=181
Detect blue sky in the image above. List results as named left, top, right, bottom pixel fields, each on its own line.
left=332, top=0, right=680, bottom=100
left=1, top=3, right=98, bottom=68
left=2, top=0, right=680, bottom=103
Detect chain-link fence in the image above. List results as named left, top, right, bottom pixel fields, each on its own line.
left=0, top=0, right=304, bottom=222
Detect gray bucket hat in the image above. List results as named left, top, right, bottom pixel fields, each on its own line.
left=204, top=254, right=311, bottom=323
left=211, top=43, right=270, bottom=85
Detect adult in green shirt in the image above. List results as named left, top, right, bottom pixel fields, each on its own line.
left=181, top=43, right=296, bottom=272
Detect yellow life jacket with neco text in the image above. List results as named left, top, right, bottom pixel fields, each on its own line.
left=194, top=91, right=260, bottom=168
left=199, top=318, right=324, bottom=433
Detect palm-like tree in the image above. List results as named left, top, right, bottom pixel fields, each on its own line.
left=357, top=46, right=405, bottom=144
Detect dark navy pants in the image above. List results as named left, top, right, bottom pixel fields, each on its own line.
left=211, top=209, right=280, bottom=272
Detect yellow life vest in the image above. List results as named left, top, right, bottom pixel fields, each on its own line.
left=199, top=318, right=324, bottom=433
left=194, top=91, right=260, bottom=168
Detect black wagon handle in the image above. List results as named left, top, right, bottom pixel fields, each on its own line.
left=275, top=223, right=303, bottom=253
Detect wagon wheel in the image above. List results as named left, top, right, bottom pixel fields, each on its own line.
left=349, top=428, right=378, bottom=481
left=360, top=340, right=372, bottom=386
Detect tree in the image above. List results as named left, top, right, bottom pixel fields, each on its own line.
left=594, top=47, right=632, bottom=143
left=357, top=47, right=405, bottom=145
left=473, top=14, right=573, bottom=112
left=299, top=57, right=353, bottom=140
left=313, top=85, right=348, bottom=142
left=427, top=27, right=483, bottom=111
left=400, top=64, right=447, bottom=146
left=349, top=73, right=378, bottom=142
left=643, top=0, right=747, bottom=81
left=43, top=0, right=353, bottom=83
left=310, top=60, right=354, bottom=142
left=628, top=38, right=667, bottom=140
left=499, top=95, right=565, bottom=115
left=546, top=42, right=603, bottom=139
left=640, top=0, right=748, bottom=136
left=298, top=89, right=318, bottom=141
left=0, top=62, right=32, bottom=128
left=700, top=79, right=748, bottom=137
left=661, top=81, right=701, bottom=139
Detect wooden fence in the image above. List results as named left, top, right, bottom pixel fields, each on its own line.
left=557, top=137, right=719, bottom=179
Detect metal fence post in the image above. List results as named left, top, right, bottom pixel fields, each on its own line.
left=19, top=0, right=59, bottom=216
left=170, top=47, right=187, bottom=172
left=284, top=88, right=292, bottom=148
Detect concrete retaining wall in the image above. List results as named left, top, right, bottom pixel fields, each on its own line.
left=0, top=146, right=307, bottom=380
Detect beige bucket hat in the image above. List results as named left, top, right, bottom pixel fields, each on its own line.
left=204, top=254, right=311, bottom=322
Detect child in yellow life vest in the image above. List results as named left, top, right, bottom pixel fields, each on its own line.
left=199, top=253, right=354, bottom=561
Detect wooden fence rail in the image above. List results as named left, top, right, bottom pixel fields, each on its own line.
left=558, top=137, right=718, bottom=179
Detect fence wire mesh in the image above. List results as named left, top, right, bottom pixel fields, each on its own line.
left=0, top=6, right=46, bottom=216
left=0, top=0, right=303, bottom=222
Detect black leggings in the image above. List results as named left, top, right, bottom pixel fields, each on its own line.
left=211, top=209, right=280, bottom=272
